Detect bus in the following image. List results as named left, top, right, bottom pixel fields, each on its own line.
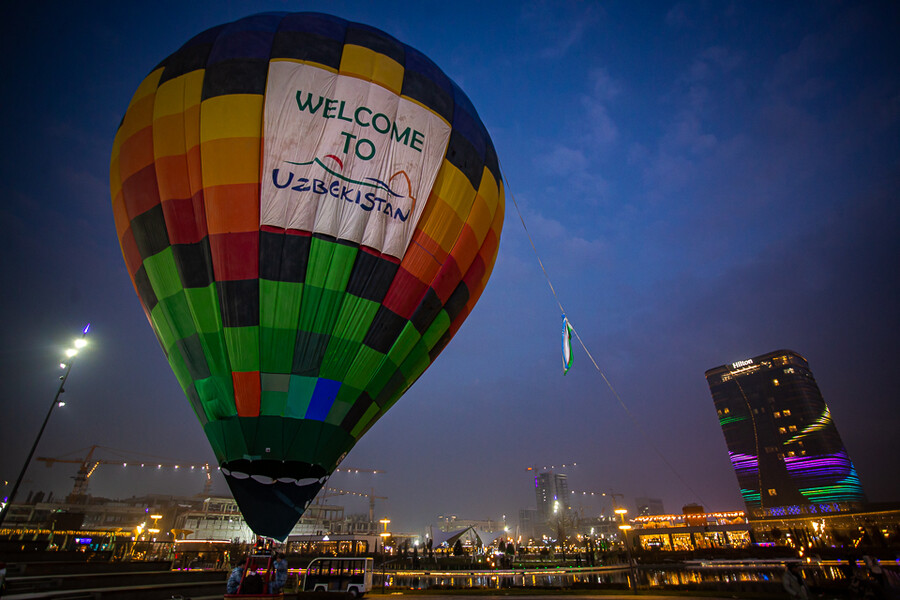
left=303, top=557, right=374, bottom=597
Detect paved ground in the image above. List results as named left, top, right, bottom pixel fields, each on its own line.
left=359, top=594, right=765, bottom=600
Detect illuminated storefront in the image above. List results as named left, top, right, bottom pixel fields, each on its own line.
left=632, top=511, right=751, bottom=551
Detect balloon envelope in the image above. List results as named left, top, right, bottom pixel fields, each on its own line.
left=110, top=12, right=504, bottom=539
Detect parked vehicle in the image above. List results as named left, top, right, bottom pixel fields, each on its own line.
left=303, top=557, right=374, bottom=597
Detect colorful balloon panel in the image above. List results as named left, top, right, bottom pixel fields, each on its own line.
left=110, top=12, right=504, bottom=539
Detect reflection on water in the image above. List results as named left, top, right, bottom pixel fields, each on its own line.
left=380, top=568, right=631, bottom=590
left=378, top=561, right=868, bottom=592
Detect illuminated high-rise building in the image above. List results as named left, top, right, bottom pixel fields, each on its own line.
left=534, top=471, right=570, bottom=524
left=635, top=496, right=666, bottom=516
left=705, top=349, right=866, bottom=518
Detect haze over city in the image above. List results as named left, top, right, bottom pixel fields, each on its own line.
left=2, top=1, right=898, bottom=534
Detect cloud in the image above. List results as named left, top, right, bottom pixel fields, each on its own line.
left=532, top=143, right=609, bottom=200
left=581, top=69, right=620, bottom=148
left=588, top=68, right=622, bottom=102
left=527, top=69, right=620, bottom=202
left=665, top=1, right=741, bottom=30
left=639, top=45, right=745, bottom=197
left=539, top=144, right=590, bottom=174
left=519, top=207, right=610, bottom=264
left=664, top=2, right=693, bottom=29
left=519, top=1, right=603, bottom=60
left=538, top=18, right=588, bottom=60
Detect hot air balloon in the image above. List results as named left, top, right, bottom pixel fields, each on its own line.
left=110, top=12, right=504, bottom=539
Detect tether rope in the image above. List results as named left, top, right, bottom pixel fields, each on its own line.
left=504, top=170, right=708, bottom=508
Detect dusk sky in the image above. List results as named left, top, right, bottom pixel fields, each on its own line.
left=2, top=1, right=898, bottom=534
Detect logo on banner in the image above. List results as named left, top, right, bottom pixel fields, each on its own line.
left=271, top=154, right=417, bottom=222
left=261, top=61, right=451, bottom=258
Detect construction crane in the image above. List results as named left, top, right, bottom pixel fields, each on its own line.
left=38, top=445, right=385, bottom=510
left=321, top=487, right=387, bottom=525
left=332, top=467, right=385, bottom=475
left=36, top=445, right=213, bottom=502
left=525, top=462, right=578, bottom=472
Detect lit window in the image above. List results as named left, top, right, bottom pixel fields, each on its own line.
left=779, top=427, right=787, bottom=434
left=788, top=425, right=797, bottom=432
left=773, top=379, right=780, bottom=386
left=784, top=367, right=795, bottom=374
left=768, top=489, right=777, bottom=496
left=783, top=409, right=791, bottom=417
left=787, top=451, right=795, bottom=457
left=774, top=412, right=781, bottom=418
left=724, top=408, right=730, bottom=414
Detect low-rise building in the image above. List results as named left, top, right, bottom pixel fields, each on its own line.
left=631, top=509, right=751, bottom=551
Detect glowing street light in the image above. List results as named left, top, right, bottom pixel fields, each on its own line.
left=379, top=518, right=392, bottom=555
left=0, top=324, right=91, bottom=528
left=149, top=513, right=163, bottom=534
left=615, top=507, right=637, bottom=594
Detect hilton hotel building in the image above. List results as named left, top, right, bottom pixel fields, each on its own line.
left=705, top=349, right=866, bottom=519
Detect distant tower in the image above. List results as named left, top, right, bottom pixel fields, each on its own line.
left=534, top=471, right=570, bottom=524
left=518, top=508, right=538, bottom=540
left=705, top=350, right=866, bottom=518
left=635, top=497, right=665, bottom=516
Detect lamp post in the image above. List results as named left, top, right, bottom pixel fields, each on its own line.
left=378, top=518, right=392, bottom=594
left=0, top=324, right=91, bottom=528
left=132, top=522, right=145, bottom=559
left=379, top=518, right=391, bottom=555
left=615, top=507, right=637, bottom=594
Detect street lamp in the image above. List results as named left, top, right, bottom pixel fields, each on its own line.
left=149, top=514, right=163, bottom=539
left=132, top=522, right=145, bottom=558
left=379, top=518, right=391, bottom=555
left=0, top=324, right=91, bottom=528
left=378, top=518, right=393, bottom=595
left=615, top=508, right=637, bottom=594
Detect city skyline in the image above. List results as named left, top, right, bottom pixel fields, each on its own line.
left=4, top=459, right=673, bottom=536
left=2, top=1, right=899, bottom=534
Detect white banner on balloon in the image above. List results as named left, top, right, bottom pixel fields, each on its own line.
left=261, top=61, right=451, bottom=259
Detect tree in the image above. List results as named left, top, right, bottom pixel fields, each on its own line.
left=770, top=527, right=783, bottom=543
left=453, top=539, right=465, bottom=556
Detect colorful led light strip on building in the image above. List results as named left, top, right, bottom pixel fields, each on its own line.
left=784, top=451, right=865, bottom=503
left=718, top=415, right=746, bottom=426
left=740, top=488, right=761, bottom=504
left=785, top=406, right=831, bottom=445
left=799, top=473, right=865, bottom=503
left=784, top=452, right=852, bottom=473
left=730, top=452, right=762, bottom=506
left=729, top=452, right=759, bottom=477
